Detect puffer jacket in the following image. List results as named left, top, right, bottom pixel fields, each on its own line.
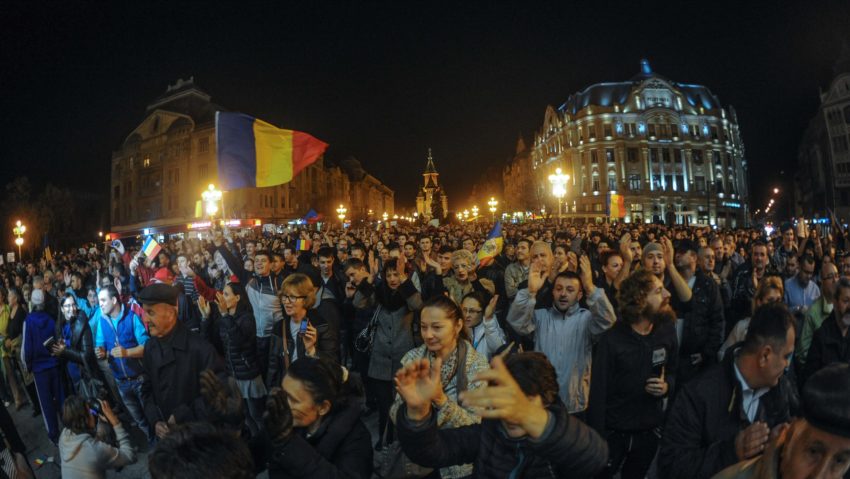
left=396, top=399, right=608, bottom=478
left=676, top=270, right=725, bottom=385
left=266, top=398, right=373, bottom=479
left=219, top=308, right=261, bottom=380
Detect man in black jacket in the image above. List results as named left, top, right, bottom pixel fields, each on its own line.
left=673, top=239, right=725, bottom=386
left=395, top=352, right=608, bottom=478
left=138, top=283, right=224, bottom=439
left=656, top=302, right=795, bottom=479
left=587, top=270, right=679, bottom=479
left=803, top=277, right=850, bottom=384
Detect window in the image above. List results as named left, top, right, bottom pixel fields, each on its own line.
left=588, top=124, right=596, bottom=140
left=662, top=149, right=671, bottom=163
left=605, top=148, right=615, bottom=163
left=198, top=137, right=209, bottom=153
left=199, top=164, right=209, bottom=178
left=695, top=176, right=706, bottom=191
left=648, top=124, right=657, bottom=137
left=608, top=175, right=617, bottom=191
left=629, top=174, right=641, bottom=191
left=652, top=174, right=663, bottom=190
left=664, top=175, right=673, bottom=190
left=627, top=148, right=639, bottom=163
left=603, top=124, right=612, bottom=137
left=624, top=123, right=636, bottom=136
left=692, top=150, right=704, bottom=165
left=594, top=203, right=603, bottom=212
left=592, top=176, right=600, bottom=192
left=591, top=150, right=599, bottom=164
left=630, top=203, right=643, bottom=212
left=578, top=128, right=584, bottom=141
left=832, top=135, right=849, bottom=154
left=713, top=151, right=722, bottom=168
left=649, top=148, right=658, bottom=164
left=113, top=185, right=120, bottom=200
left=143, top=157, right=151, bottom=168
left=585, top=203, right=591, bottom=213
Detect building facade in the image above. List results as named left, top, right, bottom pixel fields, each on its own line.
left=415, top=149, right=448, bottom=220
left=794, top=45, right=850, bottom=221
left=502, top=136, right=537, bottom=214
left=110, top=78, right=393, bottom=235
left=523, top=60, right=749, bottom=227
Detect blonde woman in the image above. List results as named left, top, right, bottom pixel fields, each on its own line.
left=718, top=275, right=784, bottom=360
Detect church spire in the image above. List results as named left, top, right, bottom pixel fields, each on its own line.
left=424, top=147, right=437, bottom=174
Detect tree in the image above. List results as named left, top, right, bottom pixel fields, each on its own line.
left=431, top=187, right=445, bottom=222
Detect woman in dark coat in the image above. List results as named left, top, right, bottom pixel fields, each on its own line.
left=52, top=293, right=103, bottom=397
left=263, top=356, right=372, bottom=479
left=199, top=281, right=267, bottom=435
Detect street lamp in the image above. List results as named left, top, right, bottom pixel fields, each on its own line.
left=13, top=220, right=25, bottom=261
left=471, top=205, right=479, bottom=222
left=456, top=212, right=462, bottom=221
left=488, top=197, right=498, bottom=221
left=382, top=211, right=388, bottom=222
left=336, top=204, right=347, bottom=228
left=463, top=209, right=469, bottom=222
left=202, top=184, right=222, bottom=219
left=548, top=167, right=569, bottom=222
left=773, top=187, right=779, bottom=194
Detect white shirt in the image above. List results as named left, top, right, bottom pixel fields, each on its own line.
left=733, top=360, right=769, bottom=423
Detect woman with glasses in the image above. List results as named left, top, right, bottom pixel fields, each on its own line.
left=461, top=291, right=506, bottom=360
left=266, top=274, right=338, bottom=390
left=51, top=294, right=101, bottom=397
left=430, top=249, right=495, bottom=305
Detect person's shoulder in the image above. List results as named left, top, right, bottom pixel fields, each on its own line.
left=400, top=345, right=426, bottom=364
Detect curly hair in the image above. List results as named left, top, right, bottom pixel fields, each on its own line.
left=505, top=352, right=559, bottom=407
left=616, top=270, right=658, bottom=324
left=450, top=249, right=475, bottom=267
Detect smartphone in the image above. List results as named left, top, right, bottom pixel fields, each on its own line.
left=43, top=337, right=57, bottom=350
left=299, top=320, right=309, bottom=335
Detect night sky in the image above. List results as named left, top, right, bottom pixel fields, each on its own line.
left=2, top=1, right=848, bottom=216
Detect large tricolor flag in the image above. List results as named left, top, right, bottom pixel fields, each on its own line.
left=608, top=193, right=626, bottom=218
left=141, top=236, right=162, bottom=259
left=477, top=221, right=504, bottom=268
left=216, top=112, right=329, bottom=190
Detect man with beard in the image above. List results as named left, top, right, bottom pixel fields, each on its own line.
left=730, top=241, right=776, bottom=327
left=507, top=253, right=616, bottom=415
left=796, top=262, right=839, bottom=370
left=587, top=270, right=678, bottom=479
left=784, top=254, right=820, bottom=313
left=673, top=240, right=725, bottom=386
left=504, top=238, right=532, bottom=301
left=803, top=277, right=850, bottom=384
left=656, top=302, right=794, bottom=479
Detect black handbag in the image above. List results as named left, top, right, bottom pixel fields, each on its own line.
left=354, top=306, right=381, bottom=353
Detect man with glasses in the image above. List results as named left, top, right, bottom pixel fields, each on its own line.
left=797, top=262, right=839, bottom=370
left=784, top=254, right=820, bottom=314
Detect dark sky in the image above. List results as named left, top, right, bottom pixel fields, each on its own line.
left=2, top=1, right=848, bottom=216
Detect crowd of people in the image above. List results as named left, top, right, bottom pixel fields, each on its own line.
left=0, top=218, right=849, bottom=478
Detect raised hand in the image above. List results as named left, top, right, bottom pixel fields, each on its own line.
left=394, top=357, right=445, bottom=421
left=264, top=387, right=293, bottom=443
left=198, top=296, right=211, bottom=319
left=619, top=232, right=633, bottom=263
left=578, top=255, right=594, bottom=290
left=302, top=322, right=318, bottom=356
left=527, top=261, right=546, bottom=294
left=484, top=294, right=499, bottom=319
left=735, top=421, right=770, bottom=460
left=661, top=236, right=674, bottom=269
left=460, top=356, right=549, bottom=438
left=396, top=254, right=409, bottom=282
left=368, top=250, right=379, bottom=283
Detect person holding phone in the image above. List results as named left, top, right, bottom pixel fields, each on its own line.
left=59, top=395, right=136, bottom=477
left=586, top=270, right=679, bottom=479
left=266, top=274, right=338, bottom=389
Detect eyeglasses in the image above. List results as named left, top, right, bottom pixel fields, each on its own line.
left=281, top=295, right=306, bottom=304
left=462, top=308, right=483, bottom=315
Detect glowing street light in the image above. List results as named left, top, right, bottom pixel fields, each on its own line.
left=13, top=220, right=25, bottom=260
left=202, top=184, right=222, bottom=219
left=548, top=167, right=569, bottom=222
left=456, top=212, right=462, bottom=221
left=463, top=209, right=469, bottom=221
left=488, top=197, right=498, bottom=220
left=773, top=187, right=779, bottom=194
left=382, top=211, right=388, bottom=222
left=471, top=205, right=479, bottom=222
left=336, top=204, right=347, bottom=228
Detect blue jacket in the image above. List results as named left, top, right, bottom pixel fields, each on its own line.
left=97, top=305, right=148, bottom=380
left=22, top=310, right=58, bottom=373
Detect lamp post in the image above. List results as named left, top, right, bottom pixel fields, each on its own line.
left=471, top=205, right=479, bottom=223
left=548, top=167, right=569, bottom=223
left=336, top=204, right=347, bottom=228
left=488, top=197, right=498, bottom=221
left=13, top=220, right=25, bottom=261
left=202, top=184, right=222, bottom=224
left=456, top=212, right=462, bottom=221
left=463, top=209, right=469, bottom=222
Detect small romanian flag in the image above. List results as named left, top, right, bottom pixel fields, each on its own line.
left=608, top=194, right=626, bottom=218
left=141, top=236, right=162, bottom=259
left=477, top=221, right=504, bottom=268
left=216, top=112, right=328, bottom=190
left=295, top=239, right=311, bottom=251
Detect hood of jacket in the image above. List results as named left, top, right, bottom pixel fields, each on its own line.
left=59, top=428, right=93, bottom=463
left=303, top=397, right=364, bottom=458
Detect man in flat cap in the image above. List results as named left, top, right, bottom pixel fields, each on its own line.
left=712, top=362, right=850, bottom=479
left=138, top=283, right=222, bottom=439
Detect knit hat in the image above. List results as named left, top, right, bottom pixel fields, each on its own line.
left=802, top=363, right=850, bottom=439
left=31, top=289, right=44, bottom=306
left=642, top=242, right=662, bottom=260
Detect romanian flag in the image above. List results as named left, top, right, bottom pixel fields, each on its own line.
left=477, top=221, right=504, bottom=268
left=44, top=246, right=53, bottom=262
left=141, top=236, right=162, bottom=259
left=216, top=112, right=328, bottom=190
left=608, top=193, right=626, bottom=218
left=295, top=239, right=311, bottom=251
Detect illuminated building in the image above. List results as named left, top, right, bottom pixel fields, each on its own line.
left=526, top=59, right=749, bottom=226
left=794, top=44, right=850, bottom=221
left=110, top=78, right=393, bottom=236
left=415, top=148, right=449, bottom=220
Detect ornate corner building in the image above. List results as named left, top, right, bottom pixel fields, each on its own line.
left=416, top=148, right=449, bottom=220
left=795, top=44, right=850, bottom=222
left=527, top=60, right=749, bottom=227
left=109, top=78, right=394, bottom=236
